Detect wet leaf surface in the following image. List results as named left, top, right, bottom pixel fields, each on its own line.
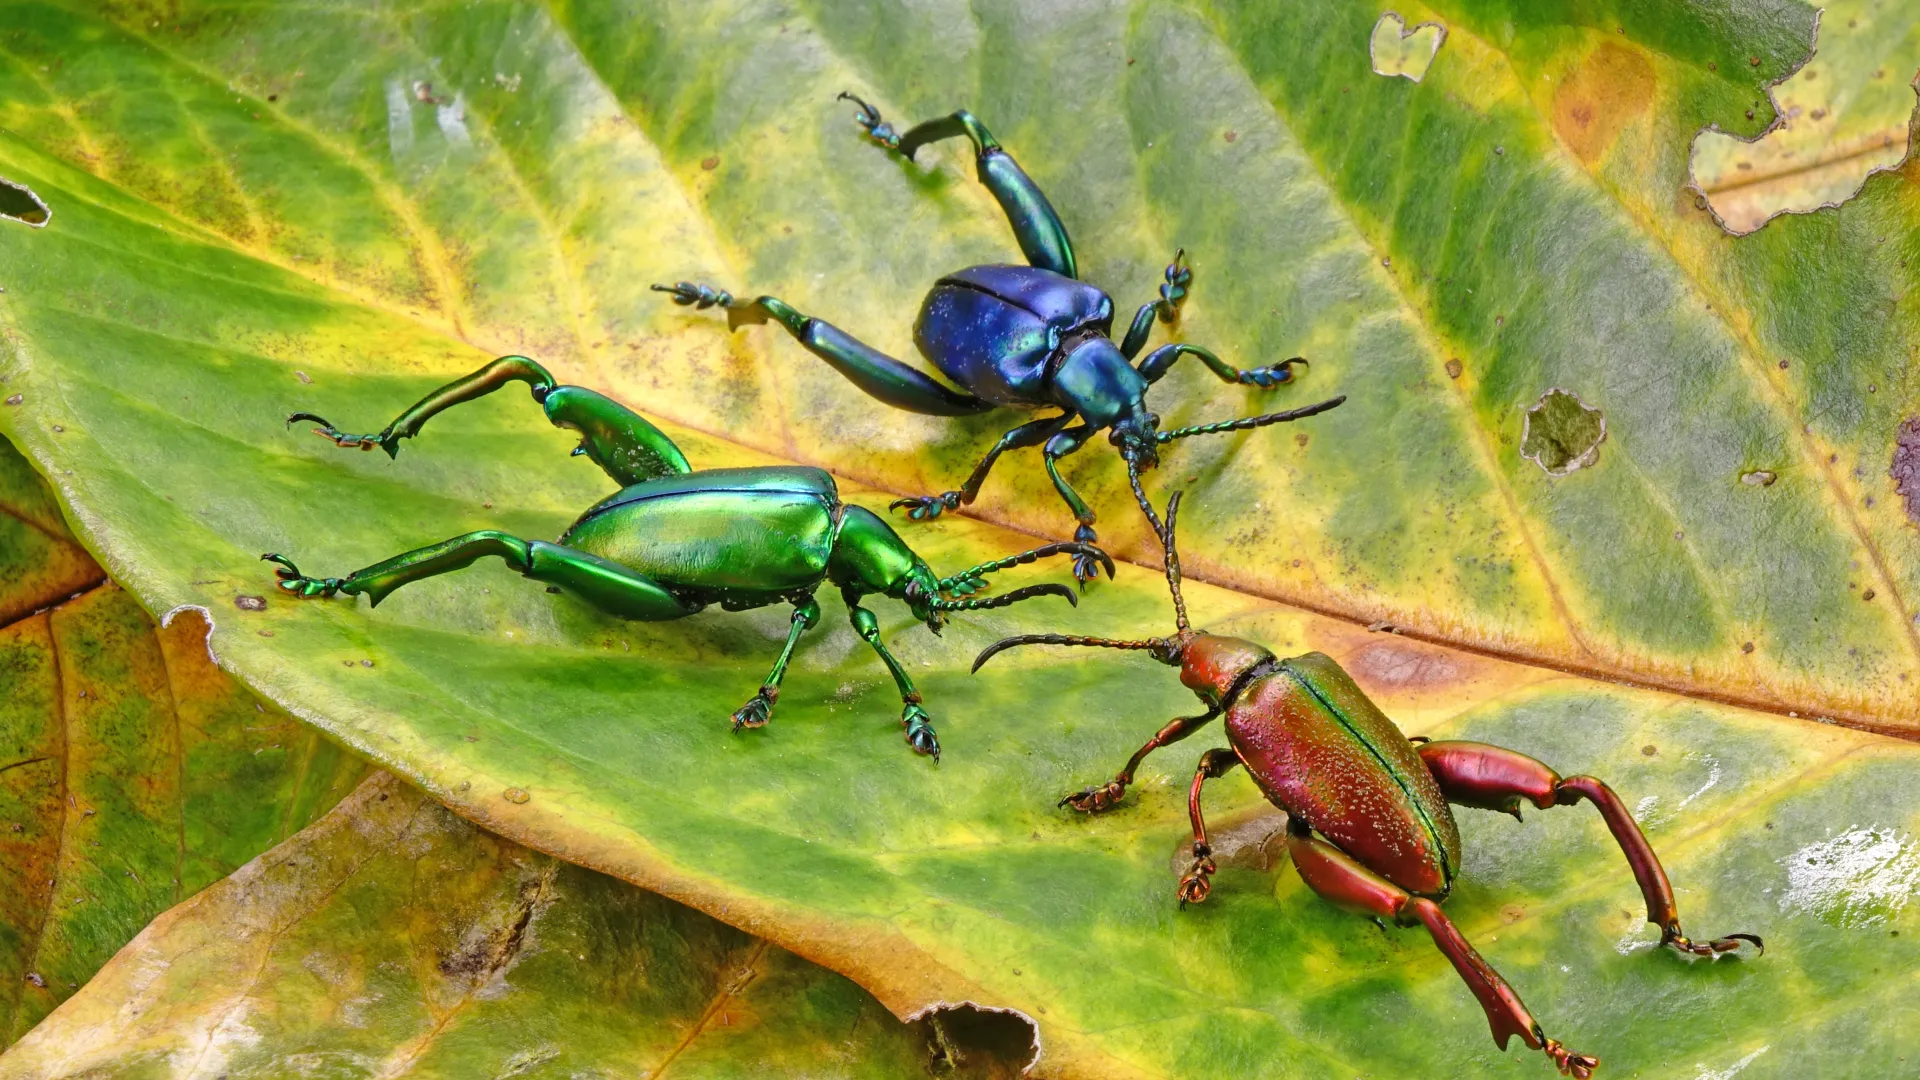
left=0, top=771, right=1032, bottom=1080
left=3, top=1, right=1920, bottom=1076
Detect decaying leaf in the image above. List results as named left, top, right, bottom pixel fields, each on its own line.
left=0, top=439, right=368, bottom=1047
left=0, top=771, right=1032, bottom=1078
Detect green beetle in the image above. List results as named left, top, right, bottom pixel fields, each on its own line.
left=265, top=355, right=1108, bottom=759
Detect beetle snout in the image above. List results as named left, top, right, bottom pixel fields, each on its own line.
left=1111, top=417, right=1161, bottom=470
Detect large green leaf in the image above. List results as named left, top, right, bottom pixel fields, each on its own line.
left=0, top=771, right=1031, bottom=1079
left=0, top=438, right=369, bottom=1046
left=3, top=1, right=1920, bottom=1076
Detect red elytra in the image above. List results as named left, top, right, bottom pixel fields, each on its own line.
left=973, top=493, right=1761, bottom=1079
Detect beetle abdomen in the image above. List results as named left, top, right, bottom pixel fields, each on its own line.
left=560, top=466, right=839, bottom=593
left=1226, top=653, right=1461, bottom=898
left=914, top=265, right=1114, bottom=406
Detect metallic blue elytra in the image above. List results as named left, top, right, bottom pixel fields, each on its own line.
left=913, top=266, right=1114, bottom=407
left=655, top=97, right=1347, bottom=580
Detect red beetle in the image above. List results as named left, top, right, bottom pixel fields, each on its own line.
left=974, top=493, right=1761, bottom=1077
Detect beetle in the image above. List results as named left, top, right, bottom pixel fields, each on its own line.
left=973, top=493, right=1761, bottom=1076
left=264, top=354, right=1111, bottom=760
left=654, top=96, right=1345, bottom=582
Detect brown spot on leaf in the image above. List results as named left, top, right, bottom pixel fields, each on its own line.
left=1890, top=417, right=1920, bottom=526
left=1445, top=358, right=1463, bottom=379
left=1168, top=808, right=1288, bottom=875
left=1641, top=744, right=1658, bottom=756
left=700, top=155, right=720, bottom=171
left=503, top=787, right=530, bottom=804
left=233, top=594, right=267, bottom=611
left=1552, top=43, right=1654, bottom=165
left=1347, top=640, right=1463, bottom=690
left=438, top=874, right=543, bottom=981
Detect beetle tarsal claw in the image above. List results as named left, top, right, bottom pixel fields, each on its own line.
left=902, top=705, right=940, bottom=761
left=1058, top=780, right=1126, bottom=813
left=260, top=553, right=343, bottom=599
left=888, top=492, right=959, bottom=521
left=1541, top=1039, right=1598, bottom=1078
left=730, top=690, right=776, bottom=732
left=1175, top=852, right=1216, bottom=906
left=288, top=412, right=391, bottom=453
left=1238, top=356, right=1307, bottom=388
left=1662, top=924, right=1764, bottom=958
left=836, top=91, right=900, bottom=150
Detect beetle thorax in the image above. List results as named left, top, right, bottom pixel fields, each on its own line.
left=1178, top=633, right=1277, bottom=705
left=1051, top=336, right=1148, bottom=430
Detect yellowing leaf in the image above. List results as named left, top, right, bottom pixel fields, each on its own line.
left=0, top=439, right=369, bottom=1046
left=1693, top=0, right=1920, bottom=234
left=4, top=2, right=1920, bottom=1076
left=0, top=772, right=1032, bottom=1079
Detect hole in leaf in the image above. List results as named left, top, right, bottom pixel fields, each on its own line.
left=1520, top=388, right=1606, bottom=476
left=1369, top=12, right=1446, bottom=83
left=1691, top=5, right=1920, bottom=235
left=0, top=177, right=49, bottom=227
left=911, top=1003, right=1039, bottom=1078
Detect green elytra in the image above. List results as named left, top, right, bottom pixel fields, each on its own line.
left=265, top=355, right=1111, bottom=759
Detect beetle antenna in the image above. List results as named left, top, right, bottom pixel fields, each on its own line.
left=936, top=542, right=1113, bottom=593
left=1126, top=461, right=1166, bottom=544
left=1162, top=491, right=1191, bottom=635
left=932, top=583, right=1078, bottom=613
left=972, top=634, right=1165, bottom=672
left=1155, top=395, right=1346, bottom=444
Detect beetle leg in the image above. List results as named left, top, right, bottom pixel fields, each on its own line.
left=262, top=534, right=701, bottom=620
left=1286, top=827, right=1598, bottom=1077
left=843, top=590, right=939, bottom=760
left=835, top=95, right=1078, bottom=279
left=731, top=597, right=823, bottom=733
left=1175, top=748, right=1242, bottom=905
left=288, top=355, right=693, bottom=486
left=287, top=355, right=556, bottom=460
left=1118, top=249, right=1194, bottom=359
left=1417, top=741, right=1763, bottom=959
left=1060, top=708, right=1221, bottom=813
left=1039, top=426, right=1107, bottom=583
left=653, top=282, right=991, bottom=418
left=1136, top=342, right=1307, bottom=390
left=891, top=413, right=1073, bottom=522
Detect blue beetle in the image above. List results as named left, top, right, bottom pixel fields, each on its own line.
left=657, top=97, right=1344, bottom=580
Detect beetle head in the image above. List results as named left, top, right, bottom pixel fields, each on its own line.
left=1109, top=402, right=1162, bottom=473
left=1177, top=633, right=1275, bottom=707
left=896, top=562, right=947, bottom=632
